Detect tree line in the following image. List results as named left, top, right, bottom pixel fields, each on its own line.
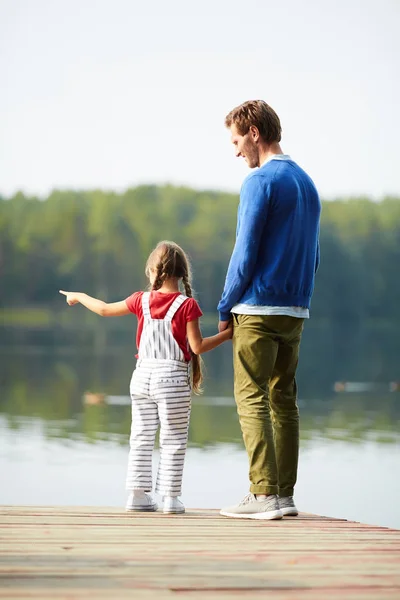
left=1, top=186, right=399, bottom=393
left=1, top=185, right=399, bottom=322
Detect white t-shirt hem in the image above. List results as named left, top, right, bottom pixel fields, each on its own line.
left=231, top=303, right=309, bottom=318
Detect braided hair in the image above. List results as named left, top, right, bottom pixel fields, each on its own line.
left=145, top=241, right=203, bottom=393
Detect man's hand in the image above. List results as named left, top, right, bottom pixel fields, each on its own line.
left=59, top=290, right=81, bottom=306
left=218, top=319, right=230, bottom=333
left=221, top=321, right=233, bottom=340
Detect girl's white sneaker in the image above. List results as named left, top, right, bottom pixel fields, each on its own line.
left=163, top=496, right=185, bottom=514
left=125, top=490, right=157, bottom=512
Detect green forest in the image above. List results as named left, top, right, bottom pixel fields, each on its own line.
left=1, top=186, right=399, bottom=395
left=1, top=185, right=400, bottom=316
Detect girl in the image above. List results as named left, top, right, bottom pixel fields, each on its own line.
left=60, top=240, right=232, bottom=514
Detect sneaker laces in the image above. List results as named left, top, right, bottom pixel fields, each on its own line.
left=239, top=492, right=256, bottom=506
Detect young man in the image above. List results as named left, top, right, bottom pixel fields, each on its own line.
left=218, top=100, right=321, bottom=520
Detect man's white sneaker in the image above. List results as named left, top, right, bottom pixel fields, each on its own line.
left=125, top=491, right=157, bottom=512
left=163, top=496, right=185, bottom=514
left=220, top=493, right=283, bottom=520
left=278, top=496, right=298, bottom=516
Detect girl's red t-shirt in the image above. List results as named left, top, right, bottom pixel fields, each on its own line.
left=125, top=290, right=203, bottom=361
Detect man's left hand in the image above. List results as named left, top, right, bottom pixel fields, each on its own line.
left=218, top=320, right=230, bottom=333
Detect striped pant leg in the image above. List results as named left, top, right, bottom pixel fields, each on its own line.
left=126, top=378, right=159, bottom=492
left=154, top=378, right=191, bottom=497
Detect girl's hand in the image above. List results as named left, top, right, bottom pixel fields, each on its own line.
left=225, top=321, right=233, bottom=340
left=219, top=321, right=233, bottom=341
left=59, top=290, right=80, bottom=306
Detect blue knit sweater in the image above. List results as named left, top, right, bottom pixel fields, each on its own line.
left=218, top=157, right=321, bottom=322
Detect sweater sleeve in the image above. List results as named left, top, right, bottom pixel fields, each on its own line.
left=217, top=175, right=270, bottom=321
left=315, top=240, right=320, bottom=273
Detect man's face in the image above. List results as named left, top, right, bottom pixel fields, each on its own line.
left=230, top=124, right=260, bottom=169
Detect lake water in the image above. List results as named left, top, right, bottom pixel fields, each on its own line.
left=1, top=346, right=399, bottom=529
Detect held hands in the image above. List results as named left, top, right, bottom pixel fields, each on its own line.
left=218, top=319, right=233, bottom=340
left=59, top=290, right=81, bottom=306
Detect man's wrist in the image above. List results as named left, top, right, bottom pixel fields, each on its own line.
left=219, top=311, right=231, bottom=322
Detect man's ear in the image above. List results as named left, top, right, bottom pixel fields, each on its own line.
left=249, top=125, right=260, bottom=142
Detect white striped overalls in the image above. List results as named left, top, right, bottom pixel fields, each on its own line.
left=126, top=292, right=191, bottom=497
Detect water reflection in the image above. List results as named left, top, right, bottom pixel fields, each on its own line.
left=2, top=396, right=400, bottom=448
left=1, top=349, right=399, bottom=446
left=1, top=347, right=399, bottom=529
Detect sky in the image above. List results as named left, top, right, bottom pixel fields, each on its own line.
left=1, top=0, right=399, bottom=199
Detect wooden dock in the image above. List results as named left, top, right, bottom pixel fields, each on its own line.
left=1, top=506, right=399, bottom=599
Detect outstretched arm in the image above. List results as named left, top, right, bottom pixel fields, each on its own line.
left=187, top=319, right=232, bottom=355
left=59, top=291, right=130, bottom=317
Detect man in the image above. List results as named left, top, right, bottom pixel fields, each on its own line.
left=218, top=100, right=320, bottom=520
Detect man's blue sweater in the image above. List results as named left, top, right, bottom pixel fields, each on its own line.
left=218, top=157, right=321, bottom=322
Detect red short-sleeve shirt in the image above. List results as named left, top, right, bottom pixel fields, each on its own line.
left=125, top=290, right=203, bottom=361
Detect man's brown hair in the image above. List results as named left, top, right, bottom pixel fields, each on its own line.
left=225, top=100, right=281, bottom=144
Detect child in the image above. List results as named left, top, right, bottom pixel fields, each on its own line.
left=60, top=240, right=232, bottom=514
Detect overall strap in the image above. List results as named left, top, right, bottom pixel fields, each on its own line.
left=141, top=292, right=151, bottom=319
left=164, top=294, right=188, bottom=322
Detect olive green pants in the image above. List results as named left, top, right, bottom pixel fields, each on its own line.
left=232, top=314, right=304, bottom=497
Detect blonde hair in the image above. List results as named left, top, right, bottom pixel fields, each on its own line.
left=145, top=241, right=203, bottom=394
left=225, top=100, right=281, bottom=144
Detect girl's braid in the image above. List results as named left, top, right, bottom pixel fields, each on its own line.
left=182, top=274, right=192, bottom=298
left=152, top=263, right=165, bottom=291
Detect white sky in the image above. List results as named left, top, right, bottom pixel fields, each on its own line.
left=1, top=0, right=399, bottom=199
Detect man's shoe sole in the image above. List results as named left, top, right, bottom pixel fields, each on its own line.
left=281, top=507, right=298, bottom=516
left=125, top=504, right=158, bottom=512
left=163, top=507, right=185, bottom=514
left=219, top=509, right=283, bottom=520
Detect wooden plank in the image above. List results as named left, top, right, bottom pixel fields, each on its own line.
left=0, top=506, right=399, bottom=599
